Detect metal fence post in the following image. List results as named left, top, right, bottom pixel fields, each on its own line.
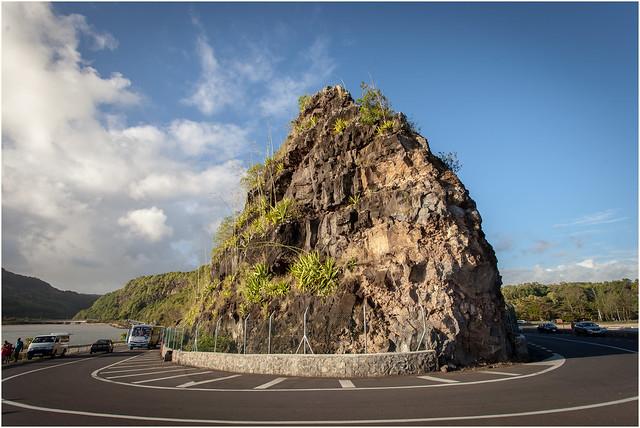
left=214, top=317, right=221, bottom=353
left=295, top=306, right=313, bottom=354
left=243, top=314, right=250, bottom=354
left=268, top=311, right=274, bottom=354
left=415, top=305, right=426, bottom=351
left=363, top=302, right=368, bottom=354
left=195, top=324, right=199, bottom=352
left=180, top=327, right=185, bottom=351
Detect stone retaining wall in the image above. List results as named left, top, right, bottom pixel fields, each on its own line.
left=166, top=347, right=437, bottom=377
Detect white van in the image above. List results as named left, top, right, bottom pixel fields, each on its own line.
left=127, top=324, right=163, bottom=350
left=26, top=332, right=70, bottom=359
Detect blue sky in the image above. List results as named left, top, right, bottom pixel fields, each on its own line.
left=2, top=2, right=637, bottom=292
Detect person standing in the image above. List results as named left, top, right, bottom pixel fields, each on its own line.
left=2, top=341, right=14, bottom=364
left=13, top=338, right=23, bottom=362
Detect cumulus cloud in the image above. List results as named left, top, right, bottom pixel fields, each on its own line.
left=118, top=207, right=173, bottom=241
left=2, top=3, right=247, bottom=293
left=168, top=120, right=250, bottom=158
left=501, top=257, right=638, bottom=285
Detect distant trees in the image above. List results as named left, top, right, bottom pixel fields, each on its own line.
left=502, top=279, right=638, bottom=322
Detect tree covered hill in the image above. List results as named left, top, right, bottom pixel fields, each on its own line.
left=2, top=269, right=101, bottom=320
left=73, top=266, right=210, bottom=326
left=502, top=279, right=638, bottom=322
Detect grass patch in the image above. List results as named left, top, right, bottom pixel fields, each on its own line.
left=290, top=252, right=340, bottom=296
left=298, top=95, right=311, bottom=112
left=376, top=119, right=395, bottom=136
left=356, top=82, right=393, bottom=126
left=333, top=118, right=349, bottom=135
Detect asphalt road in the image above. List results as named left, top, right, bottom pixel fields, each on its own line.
left=2, top=333, right=637, bottom=425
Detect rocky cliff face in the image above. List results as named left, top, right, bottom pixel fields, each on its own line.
left=192, top=85, right=523, bottom=366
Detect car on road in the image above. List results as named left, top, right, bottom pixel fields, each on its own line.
left=26, top=333, right=69, bottom=359
left=90, top=339, right=114, bottom=354
left=537, top=322, right=558, bottom=333
left=573, top=321, right=607, bottom=336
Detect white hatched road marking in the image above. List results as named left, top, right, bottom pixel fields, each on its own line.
left=106, top=368, right=198, bottom=380
left=417, top=375, right=459, bottom=383
left=477, top=370, right=521, bottom=377
left=105, top=363, right=165, bottom=369
left=177, top=374, right=241, bottom=388
left=339, top=380, right=355, bottom=388
left=101, top=365, right=171, bottom=374
left=254, top=377, right=287, bottom=390
left=133, top=371, right=213, bottom=384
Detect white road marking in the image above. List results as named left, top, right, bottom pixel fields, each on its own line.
left=2, top=357, right=97, bottom=383
left=2, top=396, right=637, bottom=424
left=106, top=368, right=197, bottom=380
left=417, top=375, right=459, bottom=383
left=92, top=357, right=566, bottom=392
left=132, top=371, right=212, bottom=384
left=526, top=353, right=564, bottom=366
left=339, top=380, right=355, bottom=388
left=104, top=363, right=165, bottom=369
left=532, top=336, right=637, bottom=353
left=101, top=365, right=171, bottom=374
left=477, top=370, right=521, bottom=377
left=254, top=377, right=287, bottom=390
left=176, top=374, right=241, bottom=388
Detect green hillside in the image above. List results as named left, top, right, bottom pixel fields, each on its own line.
left=2, top=269, right=100, bottom=320
left=73, top=265, right=212, bottom=325
left=502, top=279, right=638, bottom=322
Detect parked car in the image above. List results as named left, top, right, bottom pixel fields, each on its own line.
left=26, top=333, right=70, bottom=359
left=90, top=339, right=114, bottom=354
left=537, top=322, right=558, bottom=333
left=573, top=321, right=607, bottom=336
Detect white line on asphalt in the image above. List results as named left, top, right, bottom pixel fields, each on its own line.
left=526, top=353, right=564, bottom=365
left=106, top=368, right=198, bottom=380
left=254, top=377, right=287, bottom=390
left=93, top=358, right=566, bottom=392
left=477, top=370, right=521, bottom=377
left=2, top=357, right=97, bottom=383
left=532, top=336, right=637, bottom=353
left=339, top=380, right=355, bottom=388
left=100, top=365, right=171, bottom=374
left=105, top=363, right=165, bottom=369
left=417, top=375, right=459, bottom=383
left=2, top=396, right=637, bottom=424
left=132, top=371, right=212, bottom=384
left=176, top=374, right=241, bottom=388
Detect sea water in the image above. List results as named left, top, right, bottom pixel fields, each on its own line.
left=1, top=323, right=127, bottom=346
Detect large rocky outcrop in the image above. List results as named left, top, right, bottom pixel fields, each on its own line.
left=193, top=85, right=523, bottom=367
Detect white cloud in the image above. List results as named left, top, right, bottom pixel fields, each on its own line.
left=118, top=207, right=173, bottom=241
left=576, top=259, right=595, bottom=269
left=183, top=35, right=236, bottom=115
left=554, top=209, right=627, bottom=228
left=2, top=3, right=246, bottom=293
left=258, top=38, right=336, bottom=117
left=502, top=257, right=638, bottom=285
left=183, top=20, right=335, bottom=118
left=168, top=120, right=250, bottom=158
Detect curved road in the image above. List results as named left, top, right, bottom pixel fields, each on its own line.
left=2, top=333, right=637, bottom=425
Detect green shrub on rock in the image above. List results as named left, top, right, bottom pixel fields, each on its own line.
left=290, top=251, right=340, bottom=296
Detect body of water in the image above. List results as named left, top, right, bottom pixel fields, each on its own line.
left=1, top=323, right=128, bottom=346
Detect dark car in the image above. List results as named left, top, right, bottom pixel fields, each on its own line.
left=573, top=321, right=607, bottom=336
left=537, top=322, right=558, bottom=333
left=90, top=339, right=114, bottom=354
